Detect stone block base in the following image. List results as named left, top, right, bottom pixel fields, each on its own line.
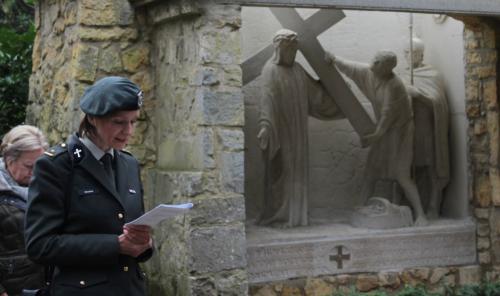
left=246, top=219, right=476, bottom=284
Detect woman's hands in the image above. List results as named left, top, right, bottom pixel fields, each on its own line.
left=360, top=128, right=383, bottom=148
left=118, top=225, right=152, bottom=258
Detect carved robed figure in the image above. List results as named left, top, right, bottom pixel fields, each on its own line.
left=325, top=50, right=427, bottom=226
left=257, top=29, right=343, bottom=228
left=403, top=37, right=450, bottom=219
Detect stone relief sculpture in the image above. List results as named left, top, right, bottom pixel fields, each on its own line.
left=351, top=197, right=413, bottom=229
left=402, top=37, right=450, bottom=219
left=325, top=50, right=427, bottom=226
left=257, top=29, right=343, bottom=228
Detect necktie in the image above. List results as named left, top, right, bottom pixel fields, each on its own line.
left=101, top=153, right=115, bottom=188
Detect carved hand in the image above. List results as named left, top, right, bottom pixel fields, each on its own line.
left=406, top=85, right=421, bottom=98
left=324, top=51, right=336, bottom=65
left=360, top=136, right=370, bottom=148
left=257, top=127, right=269, bottom=150
left=361, top=131, right=381, bottom=148
left=408, top=85, right=434, bottom=108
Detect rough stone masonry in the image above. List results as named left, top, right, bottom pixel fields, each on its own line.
left=27, top=0, right=500, bottom=295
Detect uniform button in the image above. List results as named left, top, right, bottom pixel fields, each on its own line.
left=61, top=143, right=66, bottom=148
left=118, top=213, right=124, bottom=219
left=123, top=266, right=129, bottom=272
left=80, top=280, right=85, bottom=286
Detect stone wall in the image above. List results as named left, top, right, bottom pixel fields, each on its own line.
left=27, top=0, right=154, bottom=159
left=250, top=265, right=481, bottom=295
left=138, top=1, right=247, bottom=295
left=27, top=1, right=500, bottom=295
left=461, top=16, right=500, bottom=281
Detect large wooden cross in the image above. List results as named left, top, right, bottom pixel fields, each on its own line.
left=242, top=8, right=375, bottom=136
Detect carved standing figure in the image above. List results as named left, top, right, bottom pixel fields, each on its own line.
left=403, top=37, right=450, bottom=219
left=325, top=50, right=427, bottom=226
left=258, top=29, right=343, bottom=228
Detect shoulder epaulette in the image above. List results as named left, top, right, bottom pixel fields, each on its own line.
left=120, top=149, right=133, bottom=156
left=44, top=142, right=68, bottom=158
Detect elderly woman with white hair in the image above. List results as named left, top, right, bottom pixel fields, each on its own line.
left=0, top=125, right=48, bottom=296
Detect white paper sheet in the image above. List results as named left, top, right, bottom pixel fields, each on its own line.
left=125, top=203, right=193, bottom=227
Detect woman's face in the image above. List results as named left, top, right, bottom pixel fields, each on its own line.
left=89, top=110, right=140, bottom=151
left=7, top=148, right=44, bottom=186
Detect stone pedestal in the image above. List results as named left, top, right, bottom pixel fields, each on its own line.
left=246, top=219, right=476, bottom=284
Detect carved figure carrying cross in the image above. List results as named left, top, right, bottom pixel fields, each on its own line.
left=329, top=245, right=351, bottom=269
left=242, top=8, right=375, bottom=136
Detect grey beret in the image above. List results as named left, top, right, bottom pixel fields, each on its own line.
left=79, top=76, right=143, bottom=116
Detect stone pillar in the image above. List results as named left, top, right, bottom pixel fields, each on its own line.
left=461, top=16, right=499, bottom=279
left=134, top=1, right=248, bottom=295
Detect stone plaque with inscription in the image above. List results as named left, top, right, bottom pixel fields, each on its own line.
left=246, top=220, right=476, bottom=283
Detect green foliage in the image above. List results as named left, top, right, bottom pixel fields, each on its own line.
left=330, top=282, right=500, bottom=296
left=395, top=286, right=437, bottom=296
left=333, top=287, right=388, bottom=296
left=447, top=282, right=500, bottom=296
left=0, top=0, right=34, bottom=32
left=0, top=0, right=35, bottom=137
left=449, top=284, right=481, bottom=296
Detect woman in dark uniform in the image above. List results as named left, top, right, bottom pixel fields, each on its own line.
left=25, top=77, right=153, bottom=296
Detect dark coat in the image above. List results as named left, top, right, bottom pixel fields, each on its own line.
left=25, top=134, right=152, bottom=296
left=0, top=192, right=44, bottom=296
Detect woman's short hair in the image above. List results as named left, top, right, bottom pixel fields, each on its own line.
left=0, top=125, right=49, bottom=162
left=78, top=115, right=97, bottom=137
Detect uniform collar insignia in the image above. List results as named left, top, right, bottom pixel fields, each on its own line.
left=72, top=144, right=85, bottom=164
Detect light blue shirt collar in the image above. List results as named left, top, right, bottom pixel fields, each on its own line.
left=79, top=136, right=114, bottom=161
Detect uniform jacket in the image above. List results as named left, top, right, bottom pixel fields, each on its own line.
left=0, top=159, right=44, bottom=296
left=25, top=134, right=152, bottom=296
